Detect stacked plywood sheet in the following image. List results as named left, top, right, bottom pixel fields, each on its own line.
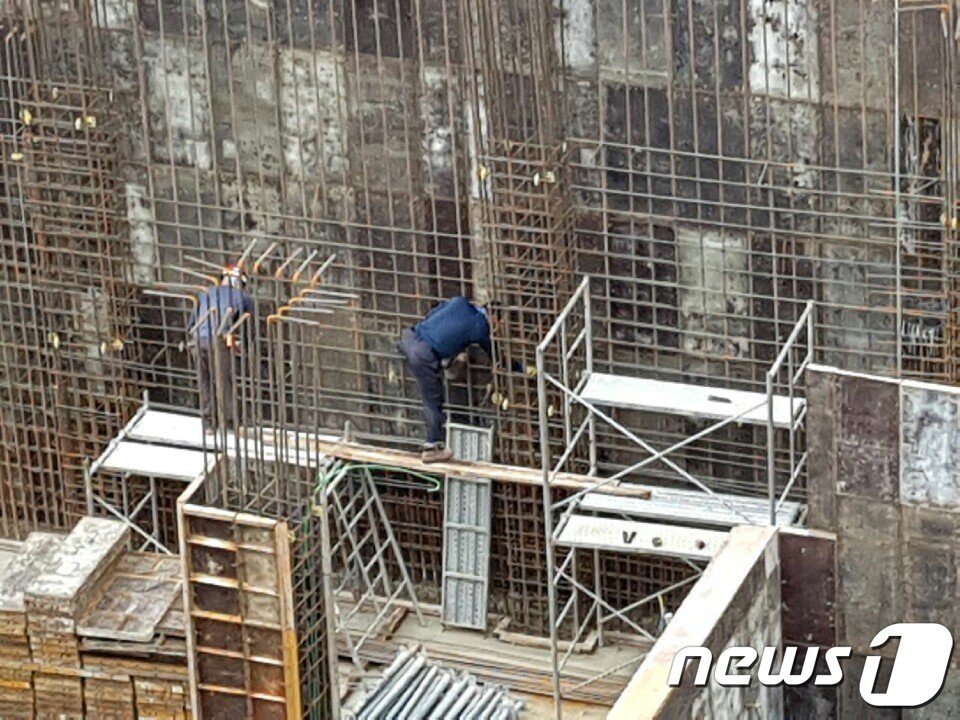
left=34, top=670, right=84, bottom=719
left=0, top=532, right=64, bottom=663
left=78, top=552, right=182, bottom=642
left=0, top=532, right=65, bottom=714
left=0, top=518, right=193, bottom=719
left=135, top=678, right=191, bottom=719
left=0, top=664, right=33, bottom=719
left=24, top=517, right=130, bottom=666
left=84, top=676, right=137, bottom=718
left=81, top=656, right=191, bottom=719
left=79, top=552, right=189, bottom=719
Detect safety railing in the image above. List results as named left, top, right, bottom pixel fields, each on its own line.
left=766, top=300, right=815, bottom=524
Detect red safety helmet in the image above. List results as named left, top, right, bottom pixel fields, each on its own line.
left=222, top=264, right=248, bottom=288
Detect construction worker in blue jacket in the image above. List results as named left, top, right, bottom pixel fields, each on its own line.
left=188, top=266, right=255, bottom=433
left=399, top=296, right=528, bottom=462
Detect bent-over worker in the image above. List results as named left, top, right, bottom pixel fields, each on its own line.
left=188, top=265, right=255, bottom=434
left=399, top=296, right=527, bottom=463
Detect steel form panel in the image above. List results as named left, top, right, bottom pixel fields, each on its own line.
left=441, top=424, right=494, bottom=631
left=445, top=422, right=494, bottom=465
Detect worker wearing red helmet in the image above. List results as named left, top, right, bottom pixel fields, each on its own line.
left=187, top=265, right=255, bottom=434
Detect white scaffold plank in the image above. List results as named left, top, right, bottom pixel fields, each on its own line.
left=556, top=515, right=727, bottom=561
left=580, top=487, right=802, bottom=528
left=127, top=410, right=330, bottom=467
left=128, top=410, right=207, bottom=447
left=580, top=372, right=803, bottom=429
left=99, top=441, right=216, bottom=481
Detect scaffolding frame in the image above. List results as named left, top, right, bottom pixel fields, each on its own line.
left=313, top=459, right=425, bottom=672
left=535, top=275, right=813, bottom=714
left=83, top=394, right=220, bottom=554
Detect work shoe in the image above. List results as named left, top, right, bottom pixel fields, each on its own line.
left=421, top=443, right=453, bottom=464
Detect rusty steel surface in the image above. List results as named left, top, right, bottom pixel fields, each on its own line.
left=779, top=529, right=837, bottom=648
left=0, top=0, right=956, bottom=523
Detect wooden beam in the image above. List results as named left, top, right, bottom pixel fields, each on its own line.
left=260, top=429, right=652, bottom=499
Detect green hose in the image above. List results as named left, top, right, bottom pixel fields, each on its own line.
left=299, top=461, right=440, bottom=717
left=314, top=461, right=442, bottom=496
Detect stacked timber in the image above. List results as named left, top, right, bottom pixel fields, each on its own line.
left=0, top=533, right=64, bottom=660
left=0, top=666, right=34, bottom=720
left=0, top=519, right=192, bottom=719
left=24, top=518, right=129, bottom=664
left=22, top=517, right=129, bottom=719
left=134, top=677, right=190, bottom=719
left=0, top=532, right=65, bottom=712
left=79, top=551, right=190, bottom=719
left=34, top=670, right=85, bottom=719
left=84, top=675, right=137, bottom=718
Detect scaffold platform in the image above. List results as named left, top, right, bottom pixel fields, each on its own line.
left=578, top=486, right=802, bottom=528
left=580, top=372, right=804, bottom=429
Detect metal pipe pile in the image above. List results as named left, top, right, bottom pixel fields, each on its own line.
left=354, top=646, right=526, bottom=720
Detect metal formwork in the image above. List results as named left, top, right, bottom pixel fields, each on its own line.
left=441, top=476, right=492, bottom=630
left=441, top=422, right=494, bottom=630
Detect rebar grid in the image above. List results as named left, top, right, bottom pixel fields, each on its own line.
left=0, top=4, right=956, bottom=709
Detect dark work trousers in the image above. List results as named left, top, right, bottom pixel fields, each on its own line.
left=194, top=342, right=237, bottom=430
left=399, top=328, right=445, bottom=444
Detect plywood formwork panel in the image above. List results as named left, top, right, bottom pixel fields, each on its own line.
left=179, top=501, right=301, bottom=719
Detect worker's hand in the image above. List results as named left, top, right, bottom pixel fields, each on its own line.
left=444, top=352, right=468, bottom=380
left=512, top=361, right=537, bottom=377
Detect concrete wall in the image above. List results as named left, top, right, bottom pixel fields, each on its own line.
left=84, top=0, right=479, bottom=441
left=806, top=364, right=960, bottom=719
left=609, top=526, right=783, bottom=719
left=578, top=0, right=918, bottom=384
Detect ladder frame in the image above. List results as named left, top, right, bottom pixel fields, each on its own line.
left=316, top=461, right=425, bottom=670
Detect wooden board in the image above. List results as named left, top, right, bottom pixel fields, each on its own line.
left=78, top=552, right=182, bottom=642
left=180, top=505, right=301, bottom=719
left=0, top=532, right=64, bottom=618
left=256, top=428, right=652, bottom=499
left=78, top=573, right=181, bottom=642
